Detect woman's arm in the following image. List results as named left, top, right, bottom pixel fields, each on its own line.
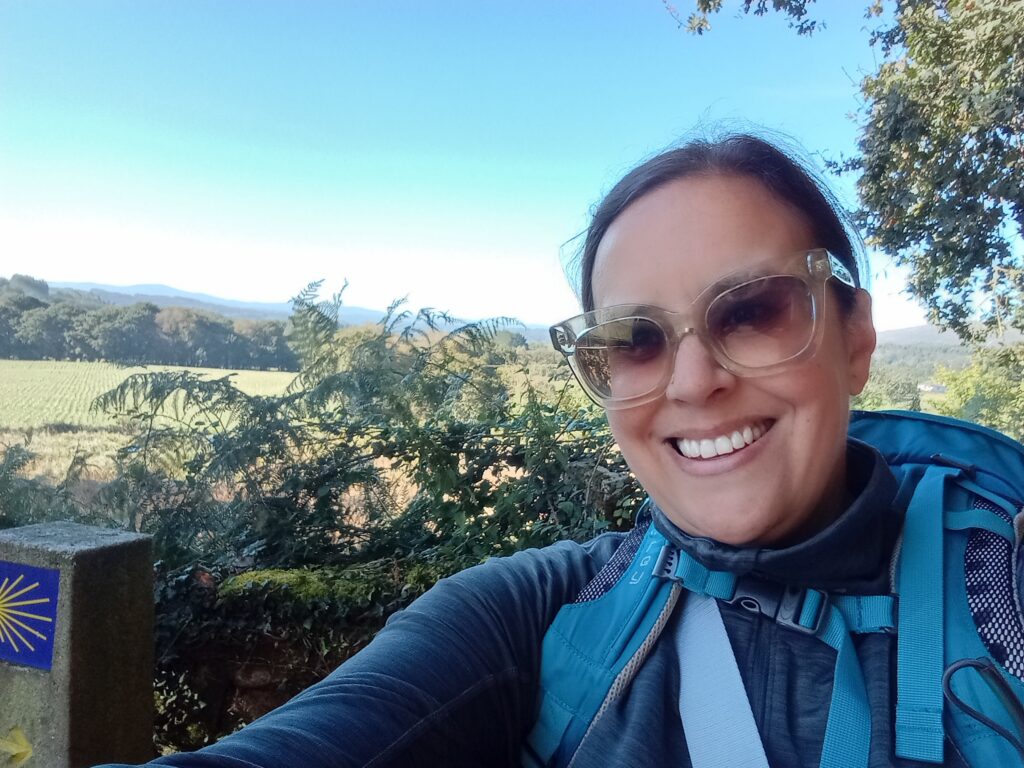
left=95, top=536, right=618, bottom=768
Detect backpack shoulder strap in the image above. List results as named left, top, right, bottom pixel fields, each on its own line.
left=676, top=592, right=769, bottom=768
left=894, top=463, right=957, bottom=762
left=523, top=513, right=679, bottom=768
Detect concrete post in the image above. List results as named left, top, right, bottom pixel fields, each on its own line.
left=0, top=523, right=154, bottom=768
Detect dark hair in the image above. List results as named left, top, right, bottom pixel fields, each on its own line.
left=575, top=134, right=864, bottom=313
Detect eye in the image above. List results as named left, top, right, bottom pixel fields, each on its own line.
left=707, top=277, right=804, bottom=338
left=580, top=318, right=666, bottom=362
left=614, top=318, right=666, bottom=362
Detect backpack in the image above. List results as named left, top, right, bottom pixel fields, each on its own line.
left=523, top=410, right=1024, bottom=768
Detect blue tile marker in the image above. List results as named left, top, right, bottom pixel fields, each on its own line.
left=0, top=560, right=60, bottom=671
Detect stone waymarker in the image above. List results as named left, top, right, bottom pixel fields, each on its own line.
left=0, top=523, right=154, bottom=768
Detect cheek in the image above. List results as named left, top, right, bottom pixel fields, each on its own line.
left=787, top=365, right=852, bottom=457
left=606, top=408, right=659, bottom=467
left=607, top=410, right=644, bottom=446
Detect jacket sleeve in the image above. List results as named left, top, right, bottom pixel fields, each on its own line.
left=93, top=536, right=619, bottom=768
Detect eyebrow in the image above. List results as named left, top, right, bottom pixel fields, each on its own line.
left=701, top=268, right=778, bottom=297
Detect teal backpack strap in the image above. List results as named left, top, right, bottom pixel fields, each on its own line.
left=945, top=507, right=1015, bottom=540
left=848, top=411, right=1024, bottom=765
left=895, top=464, right=959, bottom=763
left=667, top=551, right=873, bottom=768
left=799, top=590, right=872, bottom=768
left=524, top=517, right=679, bottom=768
left=832, top=595, right=897, bottom=634
left=527, top=514, right=895, bottom=768
left=940, top=476, right=1024, bottom=764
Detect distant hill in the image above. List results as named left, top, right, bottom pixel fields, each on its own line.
left=50, top=281, right=385, bottom=325
left=47, top=280, right=567, bottom=338
left=876, top=324, right=1022, bottom=346
left=876, top=324, right=962, bottom=346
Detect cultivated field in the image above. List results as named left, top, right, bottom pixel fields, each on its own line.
left=0, top=360, right=294, bottom=482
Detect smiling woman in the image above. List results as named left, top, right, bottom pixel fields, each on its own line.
left=571, top=169, right=875, bottom=546
left=96, top=134, right=1024, bottom=768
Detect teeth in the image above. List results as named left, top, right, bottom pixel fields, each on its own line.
left=675, top=421, right=769, bottom=459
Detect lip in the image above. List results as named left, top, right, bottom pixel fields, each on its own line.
left=666, top=419, right=774, bottom=476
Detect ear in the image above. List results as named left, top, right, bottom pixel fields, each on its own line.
left=845, top=290, right=876, bottom=396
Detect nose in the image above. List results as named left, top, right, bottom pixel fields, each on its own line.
left=663, top=334, right=737, bottom=406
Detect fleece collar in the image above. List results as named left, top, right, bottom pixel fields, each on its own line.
left=651, top=439, right=901, bottom=593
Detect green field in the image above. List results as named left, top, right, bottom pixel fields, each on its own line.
left=0, top=360, right=295, bottom=482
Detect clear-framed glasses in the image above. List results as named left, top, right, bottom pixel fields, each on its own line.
left=550, top=249, right=857, bottom=410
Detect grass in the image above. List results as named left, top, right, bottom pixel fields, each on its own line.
left=0, top=360, right=295, bottom=482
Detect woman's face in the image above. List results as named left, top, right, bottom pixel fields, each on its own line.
left=591, top=174, right=875, bottom=547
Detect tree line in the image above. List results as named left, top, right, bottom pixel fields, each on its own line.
left=0, top=275, right=298, bottom=370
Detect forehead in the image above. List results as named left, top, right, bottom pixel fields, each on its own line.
left=591, top=174, right=816, bottom=310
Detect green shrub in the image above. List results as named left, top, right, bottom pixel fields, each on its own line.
left=65, top=289, right=638, bottom=750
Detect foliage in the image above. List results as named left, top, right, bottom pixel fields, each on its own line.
left=150, top=559, right=425, bottom=751
left=851, top=362, right=922, bottom=411
left=869, top=341, right=969, bottom=383
left=937, top=344, right=1024, bottom=440
left=0, top=442, right=97, bottom=529
left=853, top=0, right=1024, bottom=342
left=60, top=288, right=635, bottom=749
left=664, top=0, right=821, bottom=36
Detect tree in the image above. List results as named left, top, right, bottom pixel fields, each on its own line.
left=851, top=363, right=922, bottom=411
left=7, top=274, right=50, bottom=303
left=856, top=0, right=1024, bottom=341
left=666, top=0, right=822, bottom=36
left=79, top=303, right=164, bottom=363
left=937, top=345, right=1024, bottom=440
left=15, top=302, right=87, bottom=359
left=233, top=319, right=298, bottom=370
left=674, top=0, right=1024, bottom=342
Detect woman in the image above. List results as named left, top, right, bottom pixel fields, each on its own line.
left=100, top=135, right=1020, bottom=768
left=529, top=135, right=894, bottom=768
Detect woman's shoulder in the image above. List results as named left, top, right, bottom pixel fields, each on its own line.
left=426, top=529, right=631, bottom=613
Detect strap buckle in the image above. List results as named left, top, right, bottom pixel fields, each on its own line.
left=652, top=544, right=679, bottom=580
left=725, top=578, right=828, bottom=636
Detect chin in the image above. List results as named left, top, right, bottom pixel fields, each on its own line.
left=658, top=489, right=790, bottom=547
left=660, top=506, right=774, bottom=547
left=707, top=524, right=775, bottom=548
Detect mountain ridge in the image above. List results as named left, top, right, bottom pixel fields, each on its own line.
left=50, top=281, right=384, bottom=325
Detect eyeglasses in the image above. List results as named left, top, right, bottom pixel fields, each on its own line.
left=550, top=249, right=857, bottom=410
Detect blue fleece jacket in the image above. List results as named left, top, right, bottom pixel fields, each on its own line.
left=96, top=440, right=967, bottom=767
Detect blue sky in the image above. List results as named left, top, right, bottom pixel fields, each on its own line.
left=0, top=1, right=926, bottom=329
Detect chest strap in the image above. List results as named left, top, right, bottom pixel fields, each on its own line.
left=659, top=546, right=877, bottom=768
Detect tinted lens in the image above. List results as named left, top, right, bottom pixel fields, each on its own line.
left=575, top=317, right=669, bottom=399
left=706, top=276, right=814, bottom=368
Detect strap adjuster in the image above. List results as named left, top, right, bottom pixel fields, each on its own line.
left=779, top=587, right=829, bottom=635
left=724, top=579, right=828, bottom=636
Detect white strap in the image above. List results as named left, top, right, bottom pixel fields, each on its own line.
left=677, top=593, right=770, bottom=768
